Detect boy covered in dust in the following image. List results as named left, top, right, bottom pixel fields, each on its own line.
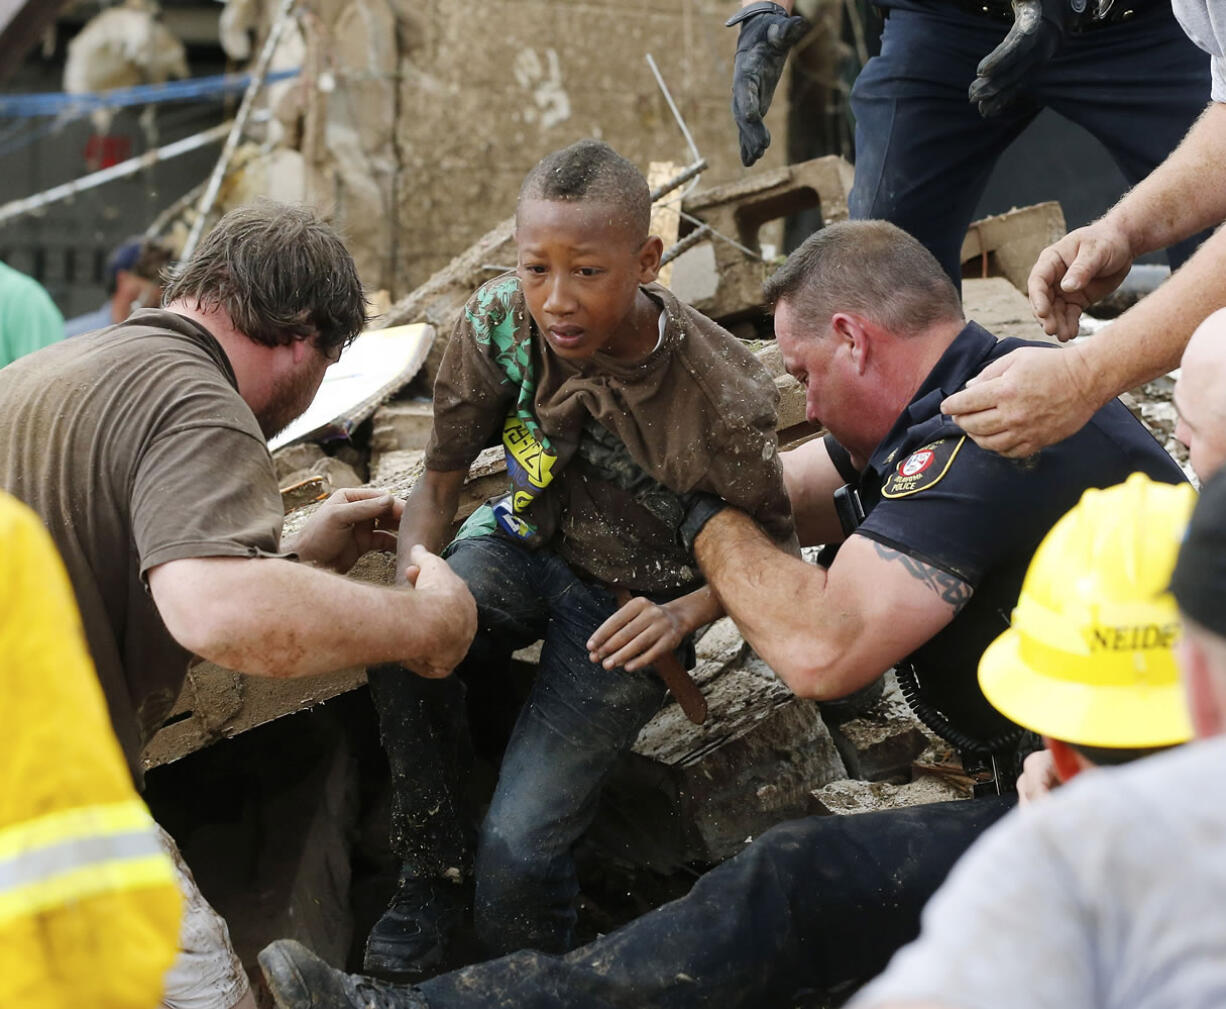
left=365, top=139, right=793, bottom=975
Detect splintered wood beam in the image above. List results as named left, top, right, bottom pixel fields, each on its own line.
left=0, top=0, right=73, bottom=84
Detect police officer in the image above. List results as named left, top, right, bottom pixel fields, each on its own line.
left=726, top=0, right=1211, bottom=287
left=688, top=219, right=1187, bottom=788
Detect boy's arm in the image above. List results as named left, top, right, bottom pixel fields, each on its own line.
left=587, top=584, right=722, bottom=673
left=395, top=468, right=467, bottom=584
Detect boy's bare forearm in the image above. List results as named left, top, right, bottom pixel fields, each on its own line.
left=664, top=584, right=724, bottom=635
left=396, top=468, right=466, bottom=577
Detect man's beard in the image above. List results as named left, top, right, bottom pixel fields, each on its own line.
left=256, top=367, right=321, bottom=439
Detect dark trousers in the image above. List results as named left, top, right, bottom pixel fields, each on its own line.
left=415, top=796, right=1015, bottom=1008
left=849, top=3, right=1212, bottom=286
left=368, top=534, right=668, bottom=956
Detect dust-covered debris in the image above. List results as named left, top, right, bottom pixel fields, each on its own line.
left=810, top=774, right=969, bottom=815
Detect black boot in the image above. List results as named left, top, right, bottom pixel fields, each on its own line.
left=363, top=871, right=466, bottom=978
left=259, top=939, right=428, bottom=1009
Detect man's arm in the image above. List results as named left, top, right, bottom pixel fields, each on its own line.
left=1031, top=101, right=1226, bottom=341
left=694, top=509, right=970, bottom=699
left=395, top=468, right=467, bottom=581
left=941, top=102, right=1226, bottom=457
left=148, top=546, right=476, bottom=680
left=783, top=436, right=848, bottom=547
left=284, top=487, right=403, bottom=573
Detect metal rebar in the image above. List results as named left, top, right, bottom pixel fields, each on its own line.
left=180, top=0, right=298, bottom=259
left=660, top=224, right=712, bottom=267
left=145, top=181, right=207, bottom=238
left=649, top=158, right=708, bottom=203
left=645, top=53, right=701, bottom=169
left=0, top=121, right=233, bottom=226
left=678, top=208, right=764, bottom=261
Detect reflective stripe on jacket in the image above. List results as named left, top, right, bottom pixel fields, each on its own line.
left=0, top=492, right=180, bottom=1009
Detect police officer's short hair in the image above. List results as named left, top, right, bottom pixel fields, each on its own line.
left=763, top=220, right=963, bottom=336
left=517, top=139, right=650, bottom=243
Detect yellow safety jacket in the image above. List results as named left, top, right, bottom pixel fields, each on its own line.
left=0, top=492, right=180, bottom=1008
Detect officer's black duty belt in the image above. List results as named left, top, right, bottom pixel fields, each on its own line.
left=946, top=0, right=1148, bottom=29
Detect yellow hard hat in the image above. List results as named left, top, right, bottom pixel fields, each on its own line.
left=979, top=473, right=1196, bottom=748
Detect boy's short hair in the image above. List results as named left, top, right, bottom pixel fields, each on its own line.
left=517, top=140, right=651, bottom=242
left=162, top=200, right=367, bottom=358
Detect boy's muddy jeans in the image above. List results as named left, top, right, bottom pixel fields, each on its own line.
left=367, top=533, right=671, bottom=956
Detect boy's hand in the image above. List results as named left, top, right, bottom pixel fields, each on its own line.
left=288, top=488, right=403, bottom=573
left=588, top=596, right=685, bottom=673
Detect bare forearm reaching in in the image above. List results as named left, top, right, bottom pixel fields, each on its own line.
left=941, top=101, right=1226, bottom=457
left=692, top=508, right=969, bottom=700
left=148, top=545, right=476, bottom=680
left=395, top=468, right=467, bottom=582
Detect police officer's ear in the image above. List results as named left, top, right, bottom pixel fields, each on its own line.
left=1045, top=737, right=1092, bottom=783
left=831, top=312, right=870, bottom=375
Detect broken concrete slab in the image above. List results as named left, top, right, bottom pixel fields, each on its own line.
left=810, top=774, right=968, bottom=816
left=370, top=399, right=436, bottom=453
left=273, top=442, right=326, bottom=482
left=280, top=475, right=329, bottom=514
left=311, top=455, right=364, bottom=491
left=824, top=675, right=930, bottom=782
left=367, top=447, right=425, bottom=488
left=680, top=156, right=855, bottom=323
left=963, top=276, right=1058, bottom=345
left=960, top=202, right=1066, bottom=296
left=594, top=655, right=847, bottom=869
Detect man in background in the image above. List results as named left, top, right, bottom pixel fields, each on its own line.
left=64, top=235, right=175, bottom=337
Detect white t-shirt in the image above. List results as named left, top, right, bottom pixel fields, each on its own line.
left=1173, top=0, right=1226, bottom=100
left=852, top=736, right=1226, bottom=1009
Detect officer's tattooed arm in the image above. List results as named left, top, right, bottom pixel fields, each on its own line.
left=870, top=541, right=973, bottom=612
left=693, top=510, right=968, bottom=700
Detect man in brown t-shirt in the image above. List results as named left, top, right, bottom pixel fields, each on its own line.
left=0, top=202, right=476, bottom=1009
left=361, top=140, right=793, bottom=977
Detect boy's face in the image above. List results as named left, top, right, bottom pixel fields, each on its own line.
left=516, top=198, right=661, bottom=360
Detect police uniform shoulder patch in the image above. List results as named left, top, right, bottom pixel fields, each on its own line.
left=881, top=436, right=965, bottom=499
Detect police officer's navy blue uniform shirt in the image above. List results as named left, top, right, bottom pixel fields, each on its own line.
left=825, top=322, right=1188, bottom=743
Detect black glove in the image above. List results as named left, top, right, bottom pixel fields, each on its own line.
left=727, top=2, right=809, bottom=167
left=679, top=492, right=728, bottom=555
left=968, top=0, right=1086, bottom=118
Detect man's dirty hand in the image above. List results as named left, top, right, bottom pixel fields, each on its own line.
left=1016, top=748, right=1060, bottom=805
left=289, top=487, right=404, bottom=573
left=1028, top=221, right=1135, bottom=341
left=588, top=595, right=686, bottom=673
left=968, top=0, right=1067, bottom=118
left=940, top=344, right=1099, bottom=457
left=401, top=544, right=477, bottom=678
left=728, top=2, right=808, bottom=167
